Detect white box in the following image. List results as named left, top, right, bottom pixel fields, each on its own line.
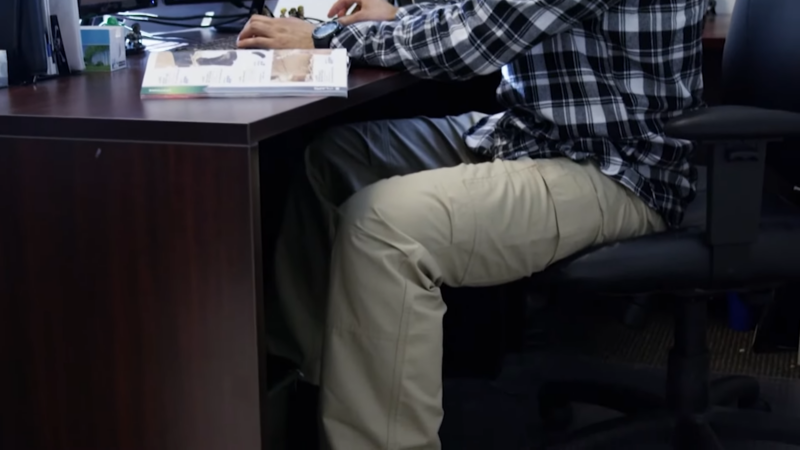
left=0, top=50, right=7, bottom=88
left=80, top=26, right=127, bottom=72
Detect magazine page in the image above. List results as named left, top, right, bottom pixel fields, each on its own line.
left=140, top=48, right=349, bottom=99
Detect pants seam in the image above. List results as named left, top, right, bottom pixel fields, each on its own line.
left=386, top=264, right=413, bottom=450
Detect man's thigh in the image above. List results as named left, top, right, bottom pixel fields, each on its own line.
left=338, top=156, right=665, bottom=287
left=305, top=112, right=487, bottom=208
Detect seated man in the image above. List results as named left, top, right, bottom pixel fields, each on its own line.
left=238, top=0, right=704, bottom=447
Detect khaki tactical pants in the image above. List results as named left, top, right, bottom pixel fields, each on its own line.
left=267, top=113, right=665, bottom=449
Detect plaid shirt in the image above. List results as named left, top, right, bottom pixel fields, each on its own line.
left=331, top=0, right=706, bottom=227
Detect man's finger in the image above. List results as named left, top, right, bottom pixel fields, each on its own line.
left=238, top=20, right=259, bottom=39
left=337, top=11, right=363, bottom=26
left=238, top=19, right=274, bottom=41
left=328, top=0, right=356, bottom=18
left=248, top=14, right=271, bottom=23
left=329, top=8, right=347, bottom=18
left=237, top=37, right=273, bottom=49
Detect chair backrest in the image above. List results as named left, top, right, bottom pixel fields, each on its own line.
left=723, top=0, right=800, bottom=186
left=722, top=0, right=800, bottom=112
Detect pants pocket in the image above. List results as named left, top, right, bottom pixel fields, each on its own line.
left=536, top=159, right=604, bottom=263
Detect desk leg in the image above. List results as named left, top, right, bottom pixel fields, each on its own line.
left=0, top=137, right=265, bottom=450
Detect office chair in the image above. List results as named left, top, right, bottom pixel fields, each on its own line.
left=532, top=0, right=800, bottom=448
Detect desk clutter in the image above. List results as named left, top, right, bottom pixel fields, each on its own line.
left=0, top=0, right=85, bottom=84
left=0, top=0, right=351, bottom=97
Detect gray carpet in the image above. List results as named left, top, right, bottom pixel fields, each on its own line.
left=583, top=310, right=800, bottom=379
left=277, top=296, right=800, bottom=449
left=442, top=351, right=800, bottom=450
left=439, top=301, right=800, bottom=450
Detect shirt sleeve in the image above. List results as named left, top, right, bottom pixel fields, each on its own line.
left=330, top=0, right=621, bottom=80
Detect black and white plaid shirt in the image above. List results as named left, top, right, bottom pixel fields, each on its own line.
left=331, top=0, right=707, bottom=227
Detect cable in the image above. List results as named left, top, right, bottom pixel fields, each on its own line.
left=140, top=34, right=192, bottom=43
left=119, top=12, right=250, bottom=20
left=121, top=24, right=191, bottom=42
left=119, top=16, right=248, bottom=28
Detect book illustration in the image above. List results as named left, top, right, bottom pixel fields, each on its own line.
left=154, top=50, right=267, bottom=68
left=272, top=50, right=314, bottom=82
left=50, top=16, right=71, bottom=75
left=152, top=49, right=330, bottom=82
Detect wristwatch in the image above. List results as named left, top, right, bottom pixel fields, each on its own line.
left=312, top=21, right=342, bottom=49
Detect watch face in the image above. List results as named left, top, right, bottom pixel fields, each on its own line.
left=314, top=21, right=339, bottom=38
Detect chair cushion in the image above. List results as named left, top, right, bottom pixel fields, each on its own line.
left=533, top=168, right=800, bottom=294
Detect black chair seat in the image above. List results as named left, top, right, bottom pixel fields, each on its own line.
left=535, top=169, right=800, bottom=294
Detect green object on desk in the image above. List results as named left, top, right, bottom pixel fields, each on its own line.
left=102, top=16, right=121, bottom=26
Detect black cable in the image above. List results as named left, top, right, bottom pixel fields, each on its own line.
left=141, top=35, right=192, bottom=43
left=261, top=3, right=275, bottom=17
left=119, top=16, right=248, bottom=28
left=121, top=13, right=249, bottom=20
left=121, top=24, right=192, bottom=42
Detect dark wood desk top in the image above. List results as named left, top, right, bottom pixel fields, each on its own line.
left=0, top=53, right=417, bottom=146
left=0, top=18, right=731, bottom=147
left=704, top=14, right=731, bottom=51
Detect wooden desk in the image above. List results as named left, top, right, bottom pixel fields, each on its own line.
left=702, top=15, right=732, bottom=105
left=703, top=14, right=731, bottom=51
left=0, top=51, right=416, bottom=450
left=0, top=18, right=733, bottom=450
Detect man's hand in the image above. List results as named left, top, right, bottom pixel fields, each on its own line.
left=237, top=16, right=316, bottom=49
left=327, top=0, right=399, bottom=25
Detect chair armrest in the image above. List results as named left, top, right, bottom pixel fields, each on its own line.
left=665, top=105, right=800, bottom=141
left=662, top=105, right=800, bottom=284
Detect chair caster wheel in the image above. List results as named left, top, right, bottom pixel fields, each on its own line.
left=541, top=403, right=574, bottom=431
left=739, top=397, right=771, bottom=412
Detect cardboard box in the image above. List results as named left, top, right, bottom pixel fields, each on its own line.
left=80, top=26, right=127, bottom=72
left=0, top=50, right=8, bottom=88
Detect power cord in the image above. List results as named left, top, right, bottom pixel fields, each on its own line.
left=119, top=15, right=249, bottom=28
left=119, top=12, right=250, bottom=20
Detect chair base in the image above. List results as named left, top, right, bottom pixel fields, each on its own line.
left=538, top=296, right=797, bottom=449
left=540, top=375, right=765, bottom=425
left=546, top=408, right=800, bottom=450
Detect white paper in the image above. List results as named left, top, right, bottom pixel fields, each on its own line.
left=40, top=0, right=58, bottom=75
left=0, top=50, right=8, bottom=88
left=49, top=0, right=86, bottom=71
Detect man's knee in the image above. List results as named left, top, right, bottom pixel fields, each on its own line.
left=337, top=178, right=412, bottom=238
left=334, top=173, right=469, bottom=286
left=336, top=174, right=450, bottom=252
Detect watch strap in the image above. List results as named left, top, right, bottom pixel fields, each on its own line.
left=313, top=21, right=341, bottom=49
left=314, top=33, right=334, bottom=49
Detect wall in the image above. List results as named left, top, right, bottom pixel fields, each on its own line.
left=716, top=0, right=736, bottom=14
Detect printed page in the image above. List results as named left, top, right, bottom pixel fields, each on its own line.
left=141, top=49, right=349, bottom=97
left=142, top=50, right=273, bottom=87
left=260, top=49, right=348, bottom=89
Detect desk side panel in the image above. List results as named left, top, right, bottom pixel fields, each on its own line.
left=0, top=137, right=263, bottom=450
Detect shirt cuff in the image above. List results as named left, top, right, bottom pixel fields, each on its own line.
left=330, top=21, right=373, bottom=61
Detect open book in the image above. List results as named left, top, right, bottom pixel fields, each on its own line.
left=140, top=48, right=349, bottom=99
